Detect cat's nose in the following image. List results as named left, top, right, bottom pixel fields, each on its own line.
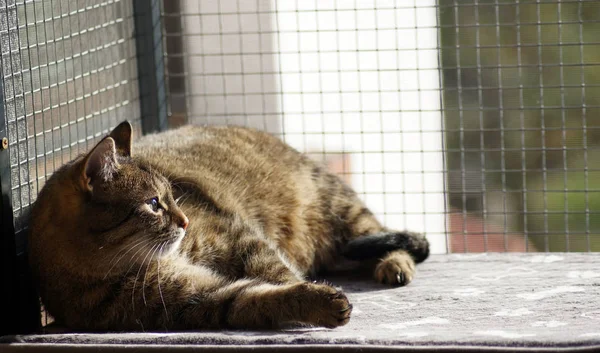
left=179, top=214, right=189, bottom=231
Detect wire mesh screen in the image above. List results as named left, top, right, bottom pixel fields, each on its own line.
left=0, top=0, right=142, bottom=328
left=162, top=0, right=447, bottom=253
left=0, top=0, right=141, bottom=250
left=441, top=0, right=600, bottom=253
left=162, top=0, right=600, bottom=253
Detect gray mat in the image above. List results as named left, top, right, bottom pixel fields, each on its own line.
left=3, top=254, right=600, bottom=350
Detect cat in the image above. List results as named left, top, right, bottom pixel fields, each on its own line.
left=28, top=121, right=429, bottom=331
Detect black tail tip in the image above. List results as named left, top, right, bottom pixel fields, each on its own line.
left=341, top=231, right=430, bottom=263
left=409, top=231, right=430, bottom=263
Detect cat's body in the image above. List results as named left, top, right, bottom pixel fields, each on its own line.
left=29, top=122, right=429, bottom=331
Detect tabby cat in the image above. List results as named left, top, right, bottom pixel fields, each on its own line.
left=28, top=121, right=429, bottom=331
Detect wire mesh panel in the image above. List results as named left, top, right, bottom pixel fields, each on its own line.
left=0, top=0, right=142, bottom=329
left=162, top=0, right=447, bottom=253
left=162, top=0, right=600, bottom=253
left=0, top=0, right=141, bottom=252
left=441, top=0, right=600, bottom=252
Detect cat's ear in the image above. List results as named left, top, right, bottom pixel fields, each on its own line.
left=81, top=137, right=120, bottom=191
left=109, top=121, right=132, bottom=157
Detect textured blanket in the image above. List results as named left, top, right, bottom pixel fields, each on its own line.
left=3, top=254, right=600, bottom=352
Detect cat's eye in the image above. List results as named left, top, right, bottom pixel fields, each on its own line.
left=147, top=197, right=160, bottom=212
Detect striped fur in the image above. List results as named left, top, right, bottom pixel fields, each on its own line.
left=28, top=122, right=429, bottom=331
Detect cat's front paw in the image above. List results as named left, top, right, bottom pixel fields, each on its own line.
left=374, top=250, right=415, bottom=286
left=294, top=282, right=352, bottom=328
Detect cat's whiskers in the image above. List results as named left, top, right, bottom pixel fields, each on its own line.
left=171, top=180, right=205, bottom=193
left=132, top=243, right=159, bottom=311
left=174, top=192, right=189, bottom=205
left=103, top=237, right=154, bottom=280
left=179, top=193, right=195, bottom=207
left=157, top=242, right=169, bottom=320
left=142, top=244, right=162, bottom=306
left=164, top=170, right=175, bottom=180
left=169, top=178, right=196, bottom=208
left=170, top=176, right=192, bottom=185
left=124, top=239, right=158, bottom=278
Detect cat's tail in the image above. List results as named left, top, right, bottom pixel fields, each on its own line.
left=341, top=231, right=430, bottom=264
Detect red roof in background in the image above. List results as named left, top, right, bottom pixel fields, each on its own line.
left=448, top=209, right=535, bottom=253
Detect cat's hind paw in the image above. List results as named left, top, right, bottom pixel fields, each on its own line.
left=374, top=250, right=416, bottom=286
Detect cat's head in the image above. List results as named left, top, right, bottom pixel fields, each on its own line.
left=29, top=121, right=189, bottom=277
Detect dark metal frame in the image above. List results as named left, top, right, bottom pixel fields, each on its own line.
left=0, top=66, right=17, bottom=335
left=162, top=0, right=189, bottom=128
left=0, top=79, right=40, bottom=336
left=134, top=0, right=168, bottom=135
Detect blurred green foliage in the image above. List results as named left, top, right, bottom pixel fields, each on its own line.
left=439, top=1, right=600, bottom=251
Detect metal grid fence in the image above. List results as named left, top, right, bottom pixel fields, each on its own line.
left=441, top=0, right=600, bottom=253
left=161, top=0, right=448, bottom=254
left=0, top=0, right=142, bottom=251
left=161, top=0, right=600, bottom=254
left=0, top=0, right=142, bottom=333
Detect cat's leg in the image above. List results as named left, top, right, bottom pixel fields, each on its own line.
left=183, top=214, right=305, bottom=284
left=237, top=235, right=305, bottom=284
left=139, top=264, right=352, bottom=330
left=330, top=185, right=429, bottom=286
left=219, top=280, right=352, bottom=329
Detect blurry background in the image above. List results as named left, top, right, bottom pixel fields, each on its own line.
left=439, top=1, right=600, bottom=252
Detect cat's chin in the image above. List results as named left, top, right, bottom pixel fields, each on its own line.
left=160, top=240, right=181, bottom=257
left=160, top=232, right=185, bottom=257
